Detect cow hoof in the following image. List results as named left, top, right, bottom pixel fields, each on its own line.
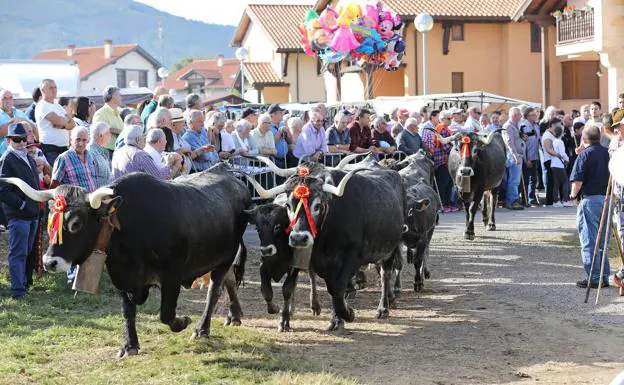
left=267, top=303, right=280, bottom=315
left=464, top=232, right=475, bottom=240
left=190, top=329, right=210, bottom=340
left=326, top=319, right=344, bottom=332
left=487, top=224, right=496, bottom=231
left=389, top=298, right=398, bottom=309
left=424, top=269, right=431, bottom=279
left=345, top=290, right=357, bottom=300
left=414, top=282, right=424, bottom=292
left=311, top=302, right=322, bottom=316
left=116, top=347, right=138, bottom=359
left=170, top=316, right=192, bottom=333
left=392, top=288, right=401, bottom=298
left=375, top=309, right=389, bottom=319
left=224, top=316, right=242, bottom=327
left=278, top=322, right=291, bottom=332
left=345, top=307, right=355, bottom=322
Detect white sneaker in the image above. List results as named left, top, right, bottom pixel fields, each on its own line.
left=562, top=201, right=574, bottom=207
left=553, top=201, right=564, bottom=208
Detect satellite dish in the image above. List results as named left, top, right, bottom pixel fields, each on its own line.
left=609, top=146, right=624, bottom=186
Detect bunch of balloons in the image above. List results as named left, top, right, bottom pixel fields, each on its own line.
left=299, top=1, right=405, bottom=71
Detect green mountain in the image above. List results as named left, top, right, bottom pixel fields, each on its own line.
left=0, top=0, right=236, bottom=66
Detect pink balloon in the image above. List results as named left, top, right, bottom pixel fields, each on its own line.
left=331, top=26, right=361, bottom=53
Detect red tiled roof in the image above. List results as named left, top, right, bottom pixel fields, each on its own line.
left=164, top=58, right=240, bottom=90
left=244, top=62, right=287, bottom=86
left=32, top=44, right=156, bottom=79
left=314, top=0, right=528, bottom=19
left=232, top=4, right=310, bottom=52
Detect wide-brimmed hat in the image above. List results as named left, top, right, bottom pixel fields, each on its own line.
left=170, top=108, right=184, bottom=122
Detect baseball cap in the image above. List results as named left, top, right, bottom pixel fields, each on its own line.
left=268, top=104, right=286, bottom=114
left=7, top=123, right=27, bottom=138
left=242, top=108, right=257, bottom=119
left=398, top=108, right=409, bottom=117
left=448, top=107, right=463, bottom=115
left=169, top=108, right=184, bottom=122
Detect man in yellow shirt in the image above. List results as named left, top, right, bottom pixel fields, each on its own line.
left=92, top=86, right=123, bottom=156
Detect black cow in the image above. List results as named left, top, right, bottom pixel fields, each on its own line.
left=243, top=161, right=406, bottom=331
left=446, top=131, right=506, bottom=240
left=2, top=164, right=251, bottom=357
left=246, top=202, right=321, bottom=332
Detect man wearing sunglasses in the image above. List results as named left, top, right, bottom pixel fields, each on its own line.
left=0, top=123, right=41, bottom=299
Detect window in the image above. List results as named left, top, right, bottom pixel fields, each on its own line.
left=562, top=61, right=599, bottom=100
left=530, top=23, right=541, bottom=53
left=116, top=69, right=149, bottom=88
left=451, top=72, right=464, bottom=93
left=451, top=24, right=464, bottom=41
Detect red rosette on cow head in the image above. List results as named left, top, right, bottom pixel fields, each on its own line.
left=460, top=135, right=471, bottom=159
left=298, top=167, right=311, bottom=177
left=293, top=184, right=311, bottom=200
left=47, top=195, right=67, bottom=245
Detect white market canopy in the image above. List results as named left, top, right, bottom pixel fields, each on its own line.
left=0, top=59, right=80, bottom=99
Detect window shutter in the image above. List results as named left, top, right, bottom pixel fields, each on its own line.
left=117, top=69, right=126, bottom=88
left=139, top=71, right=148, bottom=87
left=530, top=23, right=541, bottom=53
left=562, top=61, right=599, bottom=100
left=451, top=72, right=464, bottom=93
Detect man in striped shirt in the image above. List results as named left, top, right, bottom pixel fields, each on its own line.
left=51, top=126, right=97, bottom=192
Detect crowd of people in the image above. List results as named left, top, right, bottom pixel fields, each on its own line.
left=0, top=77, right=623, bottom=298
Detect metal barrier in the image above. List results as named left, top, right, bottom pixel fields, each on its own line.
left=229, top=156, right=277, bottom=201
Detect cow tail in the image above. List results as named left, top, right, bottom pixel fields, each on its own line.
left=232, top=242, right=247, bottom=288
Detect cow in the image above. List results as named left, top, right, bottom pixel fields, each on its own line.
left=1, top=163, right=251, bottom=358
left=445, top=131, right=506, bottom=240
left=242, top=159, right=406, bottom=331
left=245, top=202, right=321, bottom=332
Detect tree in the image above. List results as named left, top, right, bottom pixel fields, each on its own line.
left=170, top=56, right=212, bottom=72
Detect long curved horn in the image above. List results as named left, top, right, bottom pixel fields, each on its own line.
left=88, top=187, right=115, bottom=209
left=241, top=174, right=287, bottom=199
left=478, top=131, right=498, bottom=145
left=332, top=151, right=371, bottom=170
left=0, top=177, right=55, bottom=202
left=430, top=129, right=460, bottom=145
left=251, top=156, right=298, bottom=178
left=322, top=168, right=366, bottom=197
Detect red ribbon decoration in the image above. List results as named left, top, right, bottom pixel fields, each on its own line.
left=460, top=135, right=471, bottom=159
left=298, top=167, right=310, bottom=177
left=47, top=195, right=67, bottom=245
left=284, top=184, right=318, bottom=238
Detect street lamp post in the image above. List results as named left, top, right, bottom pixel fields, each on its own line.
left=414, top=13, right=434, bottom=96
left=235, top=47, right=249, bottom=103
left=157, top=67, right=169, bottom=87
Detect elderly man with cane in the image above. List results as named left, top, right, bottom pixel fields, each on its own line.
left=570, top=123, right=611, bottom=289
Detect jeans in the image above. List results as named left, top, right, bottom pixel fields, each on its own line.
left=505, top=157, right=522, bottom=205
left=7, top=218, right=38, bottom=297
left=577, top=195, right=610, bottom=284
left=544, top=160, right=554, bottom=206
left=523, top=160, right=538, bottom=204
left=435, top=165, right=453, bottom=206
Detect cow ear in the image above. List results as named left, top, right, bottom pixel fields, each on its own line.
left=97, top=196, right=123, bottom=217
left=414, top=199, right=430, bottom=212
left=243, top=208, right=256, bottom=224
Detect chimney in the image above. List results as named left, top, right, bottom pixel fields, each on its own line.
left=216, top=54, right=224, bottom=68
left=67, top=44, right=75, bottom=57
left=104, top=39, right=113, bottom=59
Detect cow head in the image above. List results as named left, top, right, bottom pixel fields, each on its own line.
left=402, top=197, right=431, bottom=247
left=242, top=165, right=363, bottom=249
left=0, top=178, right=121, bottom=272
left=451, top=131, right=498, bottom=197
left=245, top=203, right=290, bottom=259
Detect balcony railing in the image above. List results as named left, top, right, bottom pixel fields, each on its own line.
left=556, top=8, right=595, bottom=45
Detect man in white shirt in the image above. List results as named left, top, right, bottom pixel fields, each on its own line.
left=463, top=106, right=482, bottom=133
left=35, top=79, right=76, bottom=166
left=448, top=107, right=467, bottom=133
left=250, top=113, right=277, bottom=156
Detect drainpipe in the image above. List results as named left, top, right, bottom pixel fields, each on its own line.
left=296, top=53, right=300, bottom=102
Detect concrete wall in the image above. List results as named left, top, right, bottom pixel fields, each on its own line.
left=80, top=51, right=157, bottom=92
left=370, top=68, right=405, bottom=98
left=262, top=86, right=290, bottom=104
left=284, top=54, right=326, bottom=103
left=242, top=22, right=275, bottom=63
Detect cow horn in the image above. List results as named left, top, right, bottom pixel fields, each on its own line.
left=251, top=156, right=298, bottom=178
left=88, top=187, right=115, bottom=209
left=431, top=129, right=460, bottom=145
left=0, top=177, right=56, bottom=202
left=478, top=131, right=498, bottom=145
left=332, top=151, right=371, bottom=170
left=322, top=168, right=365, bottom=197
left=241, top=174, right=287, bottom=199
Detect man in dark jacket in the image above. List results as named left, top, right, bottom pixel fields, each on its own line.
left=0, top=123, right=41, bottom=299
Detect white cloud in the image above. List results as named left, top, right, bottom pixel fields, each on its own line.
left=135, top=0, right=316, bottom=26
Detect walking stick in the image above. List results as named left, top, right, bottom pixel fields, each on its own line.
left=596, top=192, right=614, bottom=304
left=584, top=176, right=612, bottom=303
left=611, top=222, right=624, bottom=266
left=520, top=172, right=529, bottom=207
left=432, top=172, right=444, bottom=208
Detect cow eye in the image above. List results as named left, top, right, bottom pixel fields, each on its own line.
left=286, top=202, right=293, bottom=211
left=313, top=203, right=321, bottom=213
left=66, top=216, right=82, bottom=233
left=273, top=224, right=281, bottom=233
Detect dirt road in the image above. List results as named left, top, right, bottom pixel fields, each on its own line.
left=185, top=206, right=624, bottom=385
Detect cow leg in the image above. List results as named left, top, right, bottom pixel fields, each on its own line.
left=376, top=254, right=395, bottom=319
left=413, top=243, right=427, bottom=292
left=279, top=268, right=300, bottom=332
left=345, top=277, right=357, bottom=299
left=260, top=263, right=280, bottom=314
left=326, top=255, right=360, bottom=331
left=160, top=277, right=192, bottom=333
left=482, top=192, right=489, bottom=227
left=391, top=248, right=403, bottom=300
left=465, top=190, right=484, bottom=240
left=192, top=263, right=229, bottom=339
left=223, top=268, right=243, bottom=327
left=308, top=267, right=321, bottom=316
left=488, top=188, right=498, bottom=231
left=117, top=291, right=140, bottom=359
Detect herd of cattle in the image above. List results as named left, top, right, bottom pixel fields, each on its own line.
left=1, top=129, right=507, bottom=358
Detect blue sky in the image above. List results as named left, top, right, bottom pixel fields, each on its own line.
left=135, top=0, right=315, bottom=26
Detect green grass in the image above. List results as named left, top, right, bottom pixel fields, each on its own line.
left=0, top=269, right=358, bottom=385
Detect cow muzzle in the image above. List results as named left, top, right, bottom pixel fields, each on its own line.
left=459, top=167, right=474, bottom=177
left=42, top=254, right=72, bottom=273
left=259, top=245, right=277, bottom=257
left=289, top=231, right=314, bottom=249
